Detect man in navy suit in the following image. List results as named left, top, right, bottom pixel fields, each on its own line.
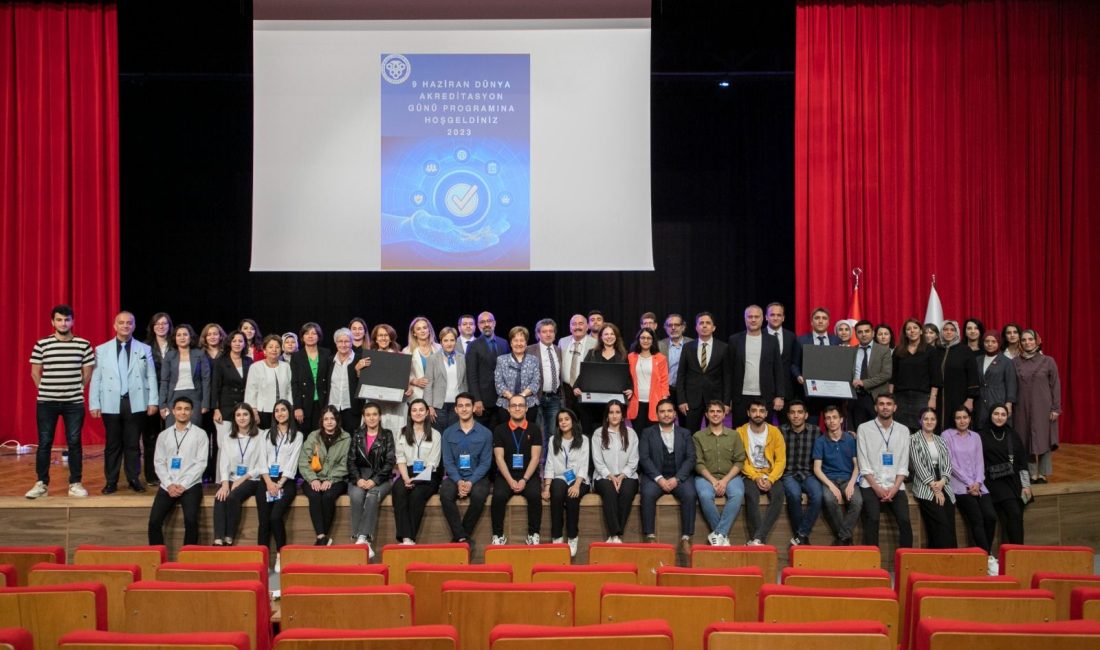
left=728, top=305, right=786, bottom=427
left=792, top=307, right=843, bottom=423
left=765, top=303, right=799, bottom=425
left=675, top=312, right=731, bottom=432
left=89, top=311, right=160, bottom=494
left=465, top=311, right=508, bottom=427
left=638, top=398, right=698, bottom=554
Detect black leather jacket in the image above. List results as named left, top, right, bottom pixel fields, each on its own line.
left=347, top=426, right=396, bottom=484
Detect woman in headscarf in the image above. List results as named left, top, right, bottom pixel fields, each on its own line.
left=934, top=321, right=980, bottom=431
left=979, top=404, right=1031, bottom=544
left=975, top=332, right=1017, bottom=431
left=1013, top=330, right=1061, bottom=482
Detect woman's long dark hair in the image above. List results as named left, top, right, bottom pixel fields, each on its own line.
left=267, top=398, right=300, bottom=445
left=401, top=398, right=433, bottom=446
left=600, top=400, right=628, bottom=451
left=229, top=402, right=261, bottom=439
left=552, top=408, right=584, bottom=455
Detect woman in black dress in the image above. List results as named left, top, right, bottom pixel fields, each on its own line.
left=890, top=319, right=940, bottom=432
left=979, top=404, right=1031, bottom=544
left=934, top=320, right=979, bottom=431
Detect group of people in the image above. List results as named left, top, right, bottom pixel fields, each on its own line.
left=26, top=303, right=1062, bottom=570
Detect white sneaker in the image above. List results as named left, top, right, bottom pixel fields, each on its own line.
left=719, top=534, right=731, bottom=547
left=274, top=553, right=281, bottom=574
left=526, top=533, right=540, bottom=545
left=401, top=538, right=416, bottom=545
left=568, top=538, right=579, bottom=557
left=491, top=535, right=507, bottom=545
left=987, top=555, right=1000, bottom=576
left=746, top=538, right=763, bottom=546
left=355, top=535, right=369, bottom=545
left=606, top=536, right=616, bottom=543
left=367, top=541, right=375, bottom=560
left=68, top=482, right=88, bottom=497
left=553, top=537, right=564, bottom=545
left=707, top=531, right=721, bottom=546
left=25, top=481, right=48, bottom=499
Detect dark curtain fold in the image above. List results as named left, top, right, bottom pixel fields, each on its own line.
left=1, top=1, right=119, bottom=444
left=795, top=0, right=1097, bottom=443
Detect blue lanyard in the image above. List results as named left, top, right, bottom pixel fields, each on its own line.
left=237, top=436, right=252, bottom=462
left=511, top=427, right=524, bottom=455
left=873, top=421, right=894, bottom=448
left=274, top=432, right=286, bottom=462
left=562, top=444, right=570, bottom=469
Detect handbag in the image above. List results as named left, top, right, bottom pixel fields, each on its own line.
left=310, top=443, right=322, bottom=472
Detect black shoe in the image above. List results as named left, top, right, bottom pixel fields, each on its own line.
left=147, top=479, right=160, bottom=487
left=101, top=484, right=118, bottom=495
left=314, top=536, right=328, bottom=546
left=797, top=535, right=811, bottom=546
left=129, top=481, right=147, bottom=493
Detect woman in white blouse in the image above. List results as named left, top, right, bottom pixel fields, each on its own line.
left=590, top=400, right=639, bottom=543
left=212, top=403, right=265, bottom=546
left=257, top=399, right=302, bottom=571
left=244, top=335, right=293, bottom=428
left=541, top=408, right=591, bottom=556
left=391, top=398, right=442, bottom=544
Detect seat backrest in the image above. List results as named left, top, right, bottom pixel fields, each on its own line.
left=58, top=630, right=251, bottom=650
left=911, top=587, right=1056, bottom=650
left=0, top=566, right=16, bottom=588
left=1032, top=574, right=1100, bottom=620
left=690, top=545, right=778, bottom=583
left=381, top=544, right=469, bottom=584
left=155, top=562, right=268, bottom=592
left=530, top=564, right=638, bottom=626
left=600, top=584, right=736, bottom=650
left=123, top=580, right=269, bottom=650
left=278, top=545, right=371, bottom=567
left=894, top=548, right=988, bottom=620
left=29, top=563, right=140, bottom=631
left=780, top=568, right=892, bottom=590
left=589, top=543, right=675, bottom=586
left=482, top=545, right=571, bottom=582
left=705, top=620, right=892, bottom=650
left=0, top=583, right=107, bottom=650
left=999, top=546, right=1094, bottom=588
left=656, top=566, right=765, bottom=622
left=788, top=545, right=882, bottom=571
left=901, top=573, right=1020, bottom=645
left=405, top=563, right=512, bottom=625
left=279, top=564, right=388, bottom=589
left=442, top=581, right=575, bottom=650
left=0, top=547, right=65, bottom=586
left=1070, top=586, right=1100, bottom=622
left=74, top=546, right=167, bottom=581
left=272, top=625, right=459, bottom=650
left=759, top=585, right=899, bottom=648
left=280, top=585, right=414, bottom=629
left=914, top=618, right=1100, bottom=650
left=176, top=546, right=269, bottom=566
left=0, top=627, right=32, bottom=650
left=490, top=619, right=673, bottom=650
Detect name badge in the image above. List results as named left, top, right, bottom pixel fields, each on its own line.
left=170, top=457, right=182, bottom=470
left=236, top=465, right=248, bottom=477
left=412, top=459, right=426, bottom=474
left=882, top=452, right=894, bottom=467
left=269, top=464, right=280, bottom=478
left=512, top=453, right=524, bottom=469
left=563, top=469, right=576, bottom=485
left=265, top=489, right=283, bottom=503
left=459, top=453, right=472, bottom=470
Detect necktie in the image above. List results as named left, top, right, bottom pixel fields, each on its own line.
left=772, top=330, right=782, bottom=354
left=570, top=342, right=581, bottom=385
left=859, top=346, right=870, bottom=379
left=488, top=338, right=497, bottom=356
left=464, top=339, right=471, bottom=354
left=118, top=344, right=129, bottom=397
left=446, top=351, right=455, bottom=366
left=817, top=335, right=825, bottom=345
left=547, top=345, right=559, bottom=392
left=700, top=342, right=709, bottom=372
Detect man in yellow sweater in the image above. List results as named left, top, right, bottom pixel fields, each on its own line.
left=737, top=400, right=787, bottom=545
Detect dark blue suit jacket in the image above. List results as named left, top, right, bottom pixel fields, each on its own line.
left=638, top=424, right=696, bottom=483
left=464, top=334, right=508, bottom=407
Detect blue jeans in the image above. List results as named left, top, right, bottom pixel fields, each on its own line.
left=36, top=401, right=85, bottom=484
left=538, top=394, right=562, bottom=455
left=782, top=475, right=824, bottom=539
left=695, top=475, right=746, bottom=536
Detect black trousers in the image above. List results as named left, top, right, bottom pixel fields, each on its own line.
left=148, top=484, right=203, bottom=546
left=392, top=473, right=442, bottom=541
left=257, top=480, right=298, bottom=551
left=630, top=407, right=653, bottom=438
left=916, top=496, right=958, bottom=549
left=849, top=392, right=876, bottom=431
left=490, top=474, right=543, bottom=537
left=301, top=480, right=348, bottom=536
left=337, top=407, right=360, bottom=436
left=594, top=477, right=639, bottom=538
left=103, top=398, right=146, bottom=486
left=439, top=477, right=491, bottom=541
left=860, top=486, right=913, bottom=548
left=142, top=412, right=166, bottom=483
left=955, top=493, right=998, bottom=553
left=992, top=496, right=1025, bottom=545
left=549, top=479, right=589, bottom=539
left=730, top=394, right=761, bottom=428
left=212, top=480, right=260, bottom=541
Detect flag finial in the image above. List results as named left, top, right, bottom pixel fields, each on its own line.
left=852, top=267, right=862, bottom=290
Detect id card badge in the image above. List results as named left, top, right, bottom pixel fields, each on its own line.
left=882, top=452, right=894, bottom=467
left=412, top=459, right=426, bottom=474
left=266, top=488, right=283, bottom=503
left=170, top=457, right=182, bottom=470
left=563, top=469, right=577, bottom=485
left=459, top=453, right=472, bottom=470
left=512, top=453, right=524, bottom=469
left=236, top=465, right=247, bottom=477
left=269, top=464, right=280, bottom=478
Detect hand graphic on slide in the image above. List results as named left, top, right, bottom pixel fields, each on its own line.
left=382, top=209, right=510, bottom=253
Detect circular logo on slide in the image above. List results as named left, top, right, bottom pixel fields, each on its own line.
left=381, top=54, right=411, bottom=84
left=434, top=170, right=491, bottom=230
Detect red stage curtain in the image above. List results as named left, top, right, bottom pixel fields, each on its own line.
left=1, top=2, right=119, bottom=444
left=795, top=1, right=1097, bottom=443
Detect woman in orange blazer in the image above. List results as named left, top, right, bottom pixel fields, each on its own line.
left=627, top=327, right=670, bottom=433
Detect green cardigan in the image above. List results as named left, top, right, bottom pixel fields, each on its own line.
left=298, top=429, right=351, bottom=482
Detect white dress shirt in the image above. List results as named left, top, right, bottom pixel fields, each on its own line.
left=591, top=427, right=639, bottom=479
left=154, top=423, right=209, bottom=490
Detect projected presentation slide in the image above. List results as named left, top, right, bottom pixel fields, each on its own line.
left=252, top=0, right=652, bottom=271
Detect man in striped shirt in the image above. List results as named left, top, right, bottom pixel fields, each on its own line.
left=26, top=305, right=95, bottom=499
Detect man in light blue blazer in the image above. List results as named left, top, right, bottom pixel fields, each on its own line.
left=89, top=311, right=159, bottom=494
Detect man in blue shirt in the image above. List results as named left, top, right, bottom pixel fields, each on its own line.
left=439, top=392, right=494, bottom=547
left=811, top=405, right=862, bottom=545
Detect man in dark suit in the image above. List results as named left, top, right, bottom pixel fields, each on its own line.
left=849, top=320, right=893, bottom=429
left=765, top=303, right=798, bottom=425
left=675, top=312, right=731, bottom=432
left=465, top=311, right=508, bottom=427
left=659, top=313, right=693, bottom=426
left=792, top=307, right=843, bottom=423
left=728, top=305, right=786, bottom=427
left=638, top=398, right=698, bottom=554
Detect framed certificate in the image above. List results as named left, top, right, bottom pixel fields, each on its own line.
left=357, top=350, right=412, bottom=402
